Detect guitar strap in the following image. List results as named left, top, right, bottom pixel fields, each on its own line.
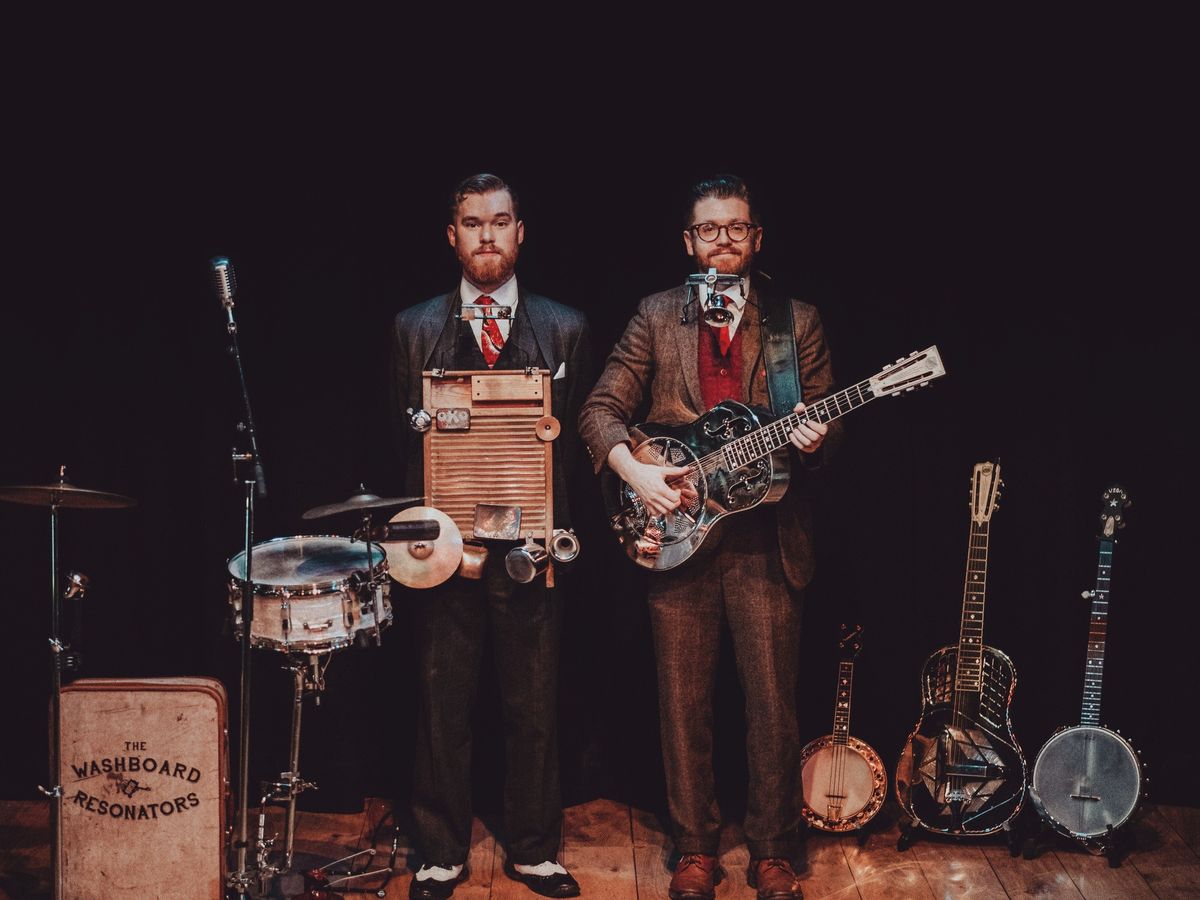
left=758, top=279, right=802, bottom=416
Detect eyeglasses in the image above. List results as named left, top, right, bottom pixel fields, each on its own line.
left=689, top=221, right=759, bottom=243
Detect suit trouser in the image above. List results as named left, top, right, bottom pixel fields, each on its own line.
left=647, top=509, right=803, bottom=859
left=409, top=554, right=563, bottom=866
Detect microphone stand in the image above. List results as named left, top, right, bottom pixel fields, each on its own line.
left=223, top=292, right=268, bottom=899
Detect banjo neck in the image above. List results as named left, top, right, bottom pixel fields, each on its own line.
left=1080, top=485, right=1130, bottom=727
left=832, top=658, right=854, bottom=746
left=831, top=624, right=862, bottom=745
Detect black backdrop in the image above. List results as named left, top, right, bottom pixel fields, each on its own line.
left=3, top=56, right=1194, bottom=829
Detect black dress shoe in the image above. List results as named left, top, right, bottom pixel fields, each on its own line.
left=503, top=859, right=582, bottom=898
left=409, top=865, right=469, bottom=900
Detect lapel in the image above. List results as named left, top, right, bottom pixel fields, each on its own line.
left=420, top=288, right=463, bottom=371
left=510, top=289, right=553, bottom=371
left=737, top=283, right=762, bottom=402
left=671, top=285, right=705, bottom=413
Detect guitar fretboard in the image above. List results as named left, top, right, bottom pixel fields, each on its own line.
left=955, top=520, right=990, bottom=693
left=1081, top=538, right=1114, bottom=726
left=721, top=380, right=873, bottom=470
left=832, top=660, right=854, bottom=745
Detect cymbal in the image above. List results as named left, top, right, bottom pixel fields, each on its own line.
left=301, top=491, right=422, bottom=521
left=0, top=482, right=137, bottom=510
left=384, top=506, right=462, bottom=589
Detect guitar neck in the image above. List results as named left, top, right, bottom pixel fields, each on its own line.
left=955, top=520, right=990, bottom=693
left=1081, top=537, right=1115, bottom=726
left=722, top=379, right=873, bottom=470
left=832, top=659, right=854, bottom=745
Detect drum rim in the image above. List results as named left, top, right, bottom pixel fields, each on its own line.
left=1030, top=723, right=1144, bottom=838
left=226, top=534, right=388, bottom=593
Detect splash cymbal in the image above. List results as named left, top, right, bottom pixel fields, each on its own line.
left=384, top=506, right=462, bottom=589
left=301, top=491, right=422, bottom=520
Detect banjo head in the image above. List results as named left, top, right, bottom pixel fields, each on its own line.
left=1031, top=725, right=1143, bottom=839
left=799, top=735, right=887, bottom=832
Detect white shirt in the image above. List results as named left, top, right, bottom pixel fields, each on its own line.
left=461, top=275, right=518, bottom=353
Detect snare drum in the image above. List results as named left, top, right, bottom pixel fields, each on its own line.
left=227, top=535, right=391, bottom=654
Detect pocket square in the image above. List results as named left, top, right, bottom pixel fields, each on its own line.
left=553, top=362, right=567, bottom=380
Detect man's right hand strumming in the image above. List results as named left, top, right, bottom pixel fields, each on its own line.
left=608, top=443, right=692, bottom=517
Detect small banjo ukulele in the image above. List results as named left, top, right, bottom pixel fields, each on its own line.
left=799, top=624, right=886, bottom=833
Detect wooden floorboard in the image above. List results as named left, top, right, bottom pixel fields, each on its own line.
left=979, top=842, right=1083, bottom=898
left=1158, top=805, right=1200, bottom=859
left=839, top=814, right=935, bottom=899
left=908, top=834, right=1009, bottom=899
left=4, top=799, right=1200, bottom=898
left=1126, top=807, right=1200, bottom=899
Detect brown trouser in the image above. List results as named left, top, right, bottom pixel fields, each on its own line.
left=648, top=509, right=803, bottom=859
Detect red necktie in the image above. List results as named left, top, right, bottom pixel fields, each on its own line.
left=718, top=324, right=732, bottom=356
left=475, top=295, right=505, bottom=367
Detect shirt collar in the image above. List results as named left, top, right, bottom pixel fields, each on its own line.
left=460, top=274, right=518, bottom=306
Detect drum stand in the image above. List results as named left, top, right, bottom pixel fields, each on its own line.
left=253, top=652, right=395, bottom=899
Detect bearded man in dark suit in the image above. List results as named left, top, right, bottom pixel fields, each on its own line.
left=390, top=173, right=592, bottom=900
left=578, top=175, right=841, bottom=900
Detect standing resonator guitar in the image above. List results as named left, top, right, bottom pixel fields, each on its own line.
left=1029, top=484, right=1144, bottom=849
left=611, top=346, right=946, bottom=570
left=799, top=625, right=886, bottom=833
left=896, top=460, right=1027, bottom=836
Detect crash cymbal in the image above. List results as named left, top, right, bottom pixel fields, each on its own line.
left=301, top=490, right=422, bottom=520
left=384, top=506, right=462, bottom=589
left=0, top=482, right=137, bottom=509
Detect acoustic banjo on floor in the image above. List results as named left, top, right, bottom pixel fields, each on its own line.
left=799, top=624, right=886, bottom=833
left=1029, top=484, right=1144, bottom=850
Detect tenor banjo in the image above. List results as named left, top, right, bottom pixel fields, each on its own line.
left=1030, top=484, right=1144, bottom=846
left=799, top=625, right=886, bottom=832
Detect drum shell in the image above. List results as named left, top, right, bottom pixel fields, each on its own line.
left=226, top=535, right=391, bottom=654
left=1030, top=724, right=1144, bottom=839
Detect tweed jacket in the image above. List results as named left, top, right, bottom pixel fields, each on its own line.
left=389, top=286, right=593, bottom=528
left=577, top=280, right=840, bottom=590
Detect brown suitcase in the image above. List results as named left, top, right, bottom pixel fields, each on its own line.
left=59, top=677, right=229, bottom=899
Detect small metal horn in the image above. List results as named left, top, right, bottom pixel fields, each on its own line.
left=549, top=528, right=581, bottom=563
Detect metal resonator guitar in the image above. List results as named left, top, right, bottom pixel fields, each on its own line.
left=896, top=461, right=1027, bottom=837
left=611, top=346, right=946, bottom=571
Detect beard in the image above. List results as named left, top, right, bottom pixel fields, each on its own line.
left=460, top=246, right=518, bottom=287
left=697, top=246, right=754, bottom=277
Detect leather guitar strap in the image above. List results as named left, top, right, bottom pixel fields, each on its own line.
left=758, top=281, right=802, bottom=416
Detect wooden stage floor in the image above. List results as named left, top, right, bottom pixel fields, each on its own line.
left=2, top=798, right=1198, bottom=898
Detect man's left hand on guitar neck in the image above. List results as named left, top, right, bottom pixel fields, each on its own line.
left=788, top=402, right=828, bottom=454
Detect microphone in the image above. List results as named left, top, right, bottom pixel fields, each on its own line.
left=365, top=519, right=442, bottom=542
left=210, top=256, right=237, bottom=333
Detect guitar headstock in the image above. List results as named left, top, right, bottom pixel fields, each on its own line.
left=868, top=345, right=947, bottom=398
left=1099, top=483, right=1131, bottom=540
left=838, top=623, right=864, bottom=660
left=970, top=460, right=1002, bottom=524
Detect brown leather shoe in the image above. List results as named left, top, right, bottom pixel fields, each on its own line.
left=669, top=853, right=718, bottom=900
left=747, top=858, right=803, bottom=900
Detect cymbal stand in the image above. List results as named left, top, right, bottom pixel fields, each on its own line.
left=34, top=467, right=65, bottom=900
left=254, top=654, right=325, bottom=883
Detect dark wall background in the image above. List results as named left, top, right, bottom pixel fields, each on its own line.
left=3, top=49, right=1194, bottom=826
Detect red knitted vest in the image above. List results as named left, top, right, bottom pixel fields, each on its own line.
left=698, top=323, right=745, bottom=410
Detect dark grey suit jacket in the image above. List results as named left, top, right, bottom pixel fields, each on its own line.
left=577, top=281, right=840, bottom=591
left=389, top=286, right=594, bottom=528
